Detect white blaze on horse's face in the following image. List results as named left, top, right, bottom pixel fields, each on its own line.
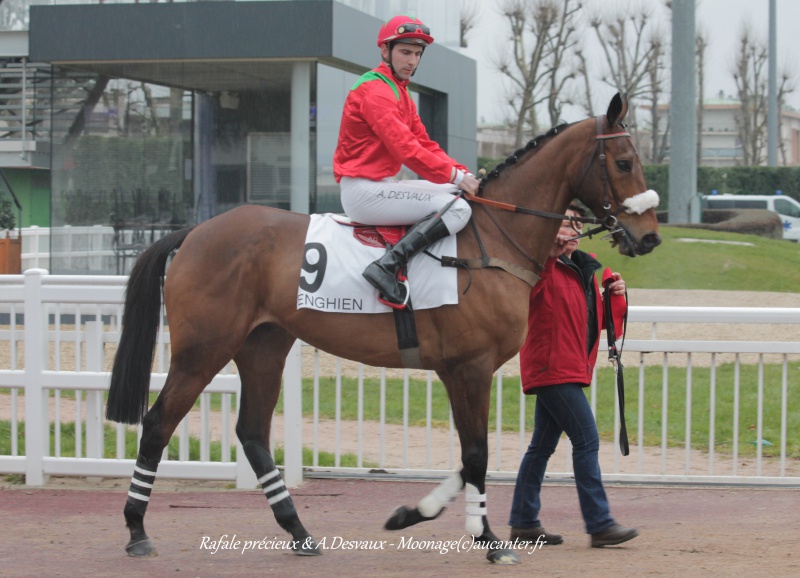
left=622, top=189, right=660, bottom=215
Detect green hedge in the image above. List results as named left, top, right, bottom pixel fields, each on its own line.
left=478, top=156, right=800, bottom=212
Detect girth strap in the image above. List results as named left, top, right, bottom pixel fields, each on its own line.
left=440, top=255, right=540, bottom=287
left=393, top=302, right=423, bottom=369
left=438, top=211, right=541, bottom=289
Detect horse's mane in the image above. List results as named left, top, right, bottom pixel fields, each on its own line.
left=481, top=122, right=573, bottom=185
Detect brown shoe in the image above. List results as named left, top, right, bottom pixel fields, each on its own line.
left=590, top=524, right=639, bottom=548
left=509, top=526, right=563, bottom=546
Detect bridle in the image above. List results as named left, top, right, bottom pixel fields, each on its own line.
left=438, top=116, right=636, bottom=290
left=467, top=115, right=632, bottom=242
left=569, top=115, right=635, bottom=241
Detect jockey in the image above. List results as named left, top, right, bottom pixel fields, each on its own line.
left=333, top=15, right=480, bottom=306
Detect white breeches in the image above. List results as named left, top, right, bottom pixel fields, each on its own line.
left=340, top=176, right=472, bottom=234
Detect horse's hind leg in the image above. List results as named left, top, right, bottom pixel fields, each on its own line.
left=234, top=324, right=319, bottom=556
left=124, top=359, right=228, bottom=556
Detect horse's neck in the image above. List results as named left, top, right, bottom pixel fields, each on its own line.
left=504, top=132, right=585, bottom=214
left=475, top=142, right=580, bottom=265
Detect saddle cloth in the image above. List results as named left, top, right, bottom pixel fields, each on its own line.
left=297, top=214, right=458, bottom=314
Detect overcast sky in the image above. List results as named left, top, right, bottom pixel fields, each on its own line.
left=460, top=0, right=800, bottom=125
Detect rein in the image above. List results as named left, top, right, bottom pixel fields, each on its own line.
left=463, top=116, right=632, bottom=260
left=440, top=116, right=634, bottom=289
left=470, top=116, right=632, bottom=232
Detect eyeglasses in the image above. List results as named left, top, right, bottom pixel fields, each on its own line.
left=396, top=23, right=430, bottom=35
left=561, top=220, right=583, bottom=231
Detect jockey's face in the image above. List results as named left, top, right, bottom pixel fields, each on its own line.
left=381, top=43, right=424, bottom=81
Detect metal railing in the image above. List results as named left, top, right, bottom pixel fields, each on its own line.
left=1, top=270, right=798, bottom=489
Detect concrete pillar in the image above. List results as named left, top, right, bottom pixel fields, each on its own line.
left=669, top=0, right=697, bottom=224
left=291, top=62, right=311, bottom=214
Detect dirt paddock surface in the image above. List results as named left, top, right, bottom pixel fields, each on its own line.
left=1, top=478, right=798, bottom=577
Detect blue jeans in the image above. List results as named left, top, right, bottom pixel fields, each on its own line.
left=508, top=383, right=614, bottom=534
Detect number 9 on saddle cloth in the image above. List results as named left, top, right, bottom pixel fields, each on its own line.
left=297, top=214, right=458, bottom=314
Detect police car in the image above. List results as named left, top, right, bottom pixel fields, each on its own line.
left=701, top=193, right=800, bottom=242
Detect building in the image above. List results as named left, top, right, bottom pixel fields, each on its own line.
left=476, top=123, right=518, bottom=160
left=480, top=94, right=800, bottom=169
left=0, top=0, right=476, bottom=274
left=644, top=93, right=800, bottom=167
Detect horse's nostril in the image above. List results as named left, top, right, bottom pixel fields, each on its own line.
left=642, top=233, right=662, bottom=251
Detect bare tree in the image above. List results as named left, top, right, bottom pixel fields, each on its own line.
left=0, top=0, right=29, bottom=31
left=141, top=83, right=159, bottom=136
left=460, top=0, right=480, bottom=48
left=732, top=27, right=768, bottom=166
left=777, top=71, right=796, bottom=165
left=494, top=0, right=582, bottom=147
left=589, top=4, right=667, bottom=146
left=644, top=33, right=669, bottom=163
left=574, top=48, right=595, bottom=117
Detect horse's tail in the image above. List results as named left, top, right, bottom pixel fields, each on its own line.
left=106, top=226, right=195, bottom=424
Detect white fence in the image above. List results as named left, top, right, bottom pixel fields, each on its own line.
left=1, top=270, right=799, bottom=489
left=18, top=225, right=176, bottom=275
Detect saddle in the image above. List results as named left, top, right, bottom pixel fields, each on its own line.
left=330, top=215, right=407, bottom=248
left=355, top=225, right=406, bottom=248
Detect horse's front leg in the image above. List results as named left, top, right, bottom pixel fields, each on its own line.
left=384, top=366, right=519, bottom=564
left=384, top=470, right=463, bottom=530
left=457, top=430, right=517, bottom=564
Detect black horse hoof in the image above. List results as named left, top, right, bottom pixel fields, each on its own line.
left=293, top=536, right=321, bottom=556
left=125, top=538, right=157, bottom=557
left=384, top=506, right=443, bottom=530
left=486, top=548, right=520, bottom=564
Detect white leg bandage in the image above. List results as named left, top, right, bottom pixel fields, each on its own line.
left=465, top=483, right=487, bottom=536
left=417, top=471, right=463, bottom=518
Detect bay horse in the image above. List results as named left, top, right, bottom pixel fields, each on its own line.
left=106, top=93, right=661, bottom=564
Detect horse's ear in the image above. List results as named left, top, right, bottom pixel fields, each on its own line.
left=606, top=93, right=628, bottom=128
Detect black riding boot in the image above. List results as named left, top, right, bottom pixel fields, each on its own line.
left=363, top=215, right=451, bottom=306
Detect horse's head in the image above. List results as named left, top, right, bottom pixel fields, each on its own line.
left=575, top=93, right=662, bottom=257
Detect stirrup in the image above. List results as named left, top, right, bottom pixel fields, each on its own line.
left=377, top=277, right=410, bottom=310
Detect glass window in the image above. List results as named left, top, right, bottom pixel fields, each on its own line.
left=775, top=198, right=800, bottom=218
left=315, top=63, right=356, bottom=214
left=48, top=61, right=312, bottom=274
left=49, top=72, right=193, bottom=274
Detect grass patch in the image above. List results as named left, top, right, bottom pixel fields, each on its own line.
left=0, top=389, right=232, bottom=414
left=0, top=420, right=373, bottom=468
left=582, top=225, right=800, bottom=293
left=592, top=363, right=800, bottom=458
left=269, top=361, right=800, bottom=459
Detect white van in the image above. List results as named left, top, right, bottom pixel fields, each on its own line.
left=702, top=194, right=800, bottom=242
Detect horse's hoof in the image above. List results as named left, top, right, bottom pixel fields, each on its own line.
left=385, top=506, right=415, bottom=530
left=384, top=506, right=443, bottom=531
left=293, top=536, right=321, bottom=556
left=125, top=538, right=157, bottom=557
left=487, top=548, right=520, bottom=565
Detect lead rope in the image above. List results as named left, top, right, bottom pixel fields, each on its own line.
left=602, top=277, right=629, bottom=456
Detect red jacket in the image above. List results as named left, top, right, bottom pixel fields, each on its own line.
left=520, top=251, right=626, bottom=393
left=333, top=62, right=467, bottom=184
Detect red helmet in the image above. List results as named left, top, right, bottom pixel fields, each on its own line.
left=377, top=15, right=434, bottom=48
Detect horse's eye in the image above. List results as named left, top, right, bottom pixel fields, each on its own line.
left=616, top=160, right=632, bottom=172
